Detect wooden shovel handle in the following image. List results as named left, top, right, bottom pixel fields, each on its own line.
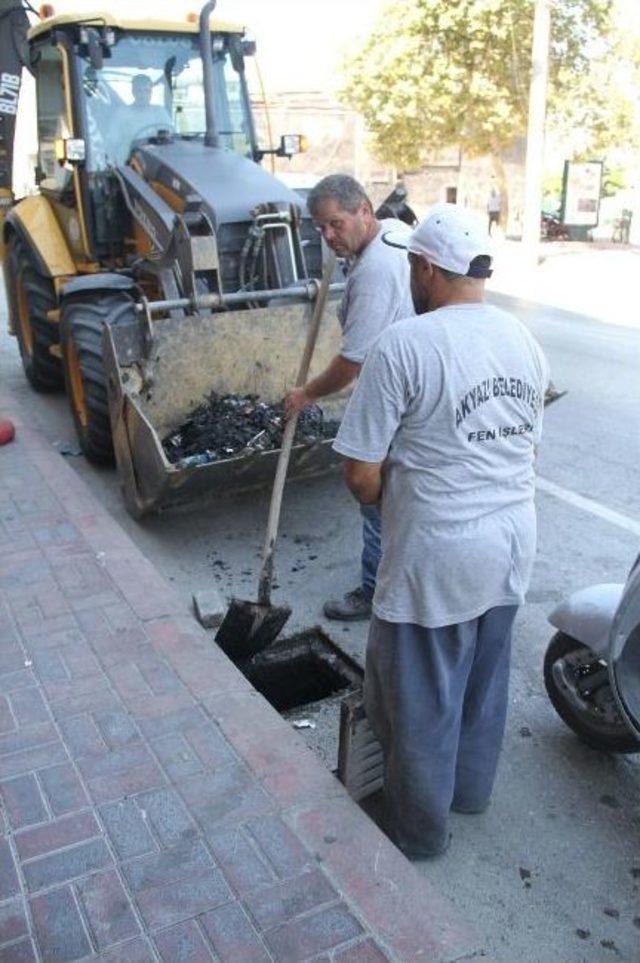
left=257, top=255, right=337, bottom=605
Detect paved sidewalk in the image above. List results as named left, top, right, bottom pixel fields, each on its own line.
left=0, top=386, right=479, bottom=961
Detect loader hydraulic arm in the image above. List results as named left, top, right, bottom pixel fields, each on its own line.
left=113, top=164, right=197, bottom=304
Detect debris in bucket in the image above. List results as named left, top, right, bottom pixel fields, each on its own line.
left=162, top=393, right=341, bottom=467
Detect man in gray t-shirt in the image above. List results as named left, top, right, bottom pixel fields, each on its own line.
left=285, top=174, right=413, bottom=621
left=333, top=203, right=549, bottom=859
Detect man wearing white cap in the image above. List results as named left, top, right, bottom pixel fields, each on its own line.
left=332, top=203, right=549, bottom=859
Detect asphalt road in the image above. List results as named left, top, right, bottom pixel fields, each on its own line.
left=2, top=286, right=639, bottom=962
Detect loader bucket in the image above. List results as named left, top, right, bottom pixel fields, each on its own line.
left=103, top=298, right=347, bottom=517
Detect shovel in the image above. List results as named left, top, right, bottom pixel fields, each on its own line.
left=215, top=255, right=337, bottom=660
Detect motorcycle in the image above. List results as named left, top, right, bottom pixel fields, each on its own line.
left=540, top=210, right=571, bottom=241
left=375, top=183, right=418, bottom=228
left=544, top=555, right=640, bottom=753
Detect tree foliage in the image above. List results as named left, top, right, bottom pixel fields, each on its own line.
left=342, top=0, right=614, bottom=171
left=548, top=24, right=640, bottom=162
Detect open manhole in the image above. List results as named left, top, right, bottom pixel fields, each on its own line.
left=235, top=629, right=383, bottom=800
left=239, top=628, right=362, bottom=713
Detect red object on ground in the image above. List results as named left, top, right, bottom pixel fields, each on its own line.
left=0, top=419, right=15, bottom=445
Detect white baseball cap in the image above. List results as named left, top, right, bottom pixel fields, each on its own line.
left=383, top=203, right=493, bottom=278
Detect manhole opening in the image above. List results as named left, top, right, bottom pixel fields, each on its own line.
left=240, top=629, right=362, bottom=713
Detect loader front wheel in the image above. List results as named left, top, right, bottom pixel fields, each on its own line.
left=60, top=290, right=137, bottom=464
left=4, top=235, right=63, bottom=392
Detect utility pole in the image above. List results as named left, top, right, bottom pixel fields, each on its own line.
left=522, top=0, right=552, bottom=260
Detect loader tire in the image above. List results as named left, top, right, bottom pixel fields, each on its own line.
left=60, top=290, right=137, bottom=464
left=4, top=234, right=63, bottom=392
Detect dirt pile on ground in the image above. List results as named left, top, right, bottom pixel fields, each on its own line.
left=162, top=393, right=341, bottom=467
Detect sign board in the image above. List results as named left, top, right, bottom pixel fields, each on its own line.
left=561, top=160, right=603, bottom=227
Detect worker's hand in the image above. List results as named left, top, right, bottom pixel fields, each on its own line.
left=284, top=387, right=312, bottom=420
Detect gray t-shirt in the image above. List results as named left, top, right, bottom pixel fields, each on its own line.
left=338, top=219, right=414, bottom=364
left=333, top=302, right=550, bottom=628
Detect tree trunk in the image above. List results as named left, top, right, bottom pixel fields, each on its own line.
left=491, top=152, right=510, bottom=234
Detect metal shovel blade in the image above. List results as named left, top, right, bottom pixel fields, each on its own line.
left=215, top=598, right=292, bottom=660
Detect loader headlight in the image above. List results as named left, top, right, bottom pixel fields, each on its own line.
left=66, top=139, right=86, bottom=162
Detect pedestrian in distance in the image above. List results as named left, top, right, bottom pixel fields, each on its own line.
left=332, top=203, right=549, bottom=859
left=487, top=185, right=501, bottom=235
left=285, top=173, right=414, bottom=622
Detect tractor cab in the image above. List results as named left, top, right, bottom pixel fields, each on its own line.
left=75, top=27, right=258, bottom=168
left=28, top=13, right=267, bottom=264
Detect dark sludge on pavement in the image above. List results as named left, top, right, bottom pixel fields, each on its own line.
left=162, top=392, right=341, bottom=468
left=235, top=629, right=363, bottom=713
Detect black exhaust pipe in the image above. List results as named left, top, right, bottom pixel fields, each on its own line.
left=199, top=0, right=220, bottom=148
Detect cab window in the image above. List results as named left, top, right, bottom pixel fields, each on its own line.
left=35, top=45, right=73, bottom=197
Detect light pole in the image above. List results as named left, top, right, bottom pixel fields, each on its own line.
left=522, top=0, right=553, bottom=260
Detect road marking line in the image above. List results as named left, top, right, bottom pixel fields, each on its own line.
left=537, top=476, right=640, bottom=537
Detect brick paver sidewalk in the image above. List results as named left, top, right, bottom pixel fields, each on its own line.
left=0, top=390, right=479, bottom=962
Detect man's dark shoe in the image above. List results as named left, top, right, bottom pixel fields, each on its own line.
left=323, top=587, right=372, bottom=621
left=450, top=801, right=489, bottom=815
left=403, top=832, right=452, bottom=860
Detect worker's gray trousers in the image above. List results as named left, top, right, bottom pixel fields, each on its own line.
left=364, top=605, right=518, bottom=858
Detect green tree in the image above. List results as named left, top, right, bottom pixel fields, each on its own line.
left=547, top=24, right=640, bottom=162
left=342, top=0, right=614, bottom=219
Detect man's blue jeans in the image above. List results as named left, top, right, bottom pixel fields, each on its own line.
left=361, top=504, right=382, bottom=601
